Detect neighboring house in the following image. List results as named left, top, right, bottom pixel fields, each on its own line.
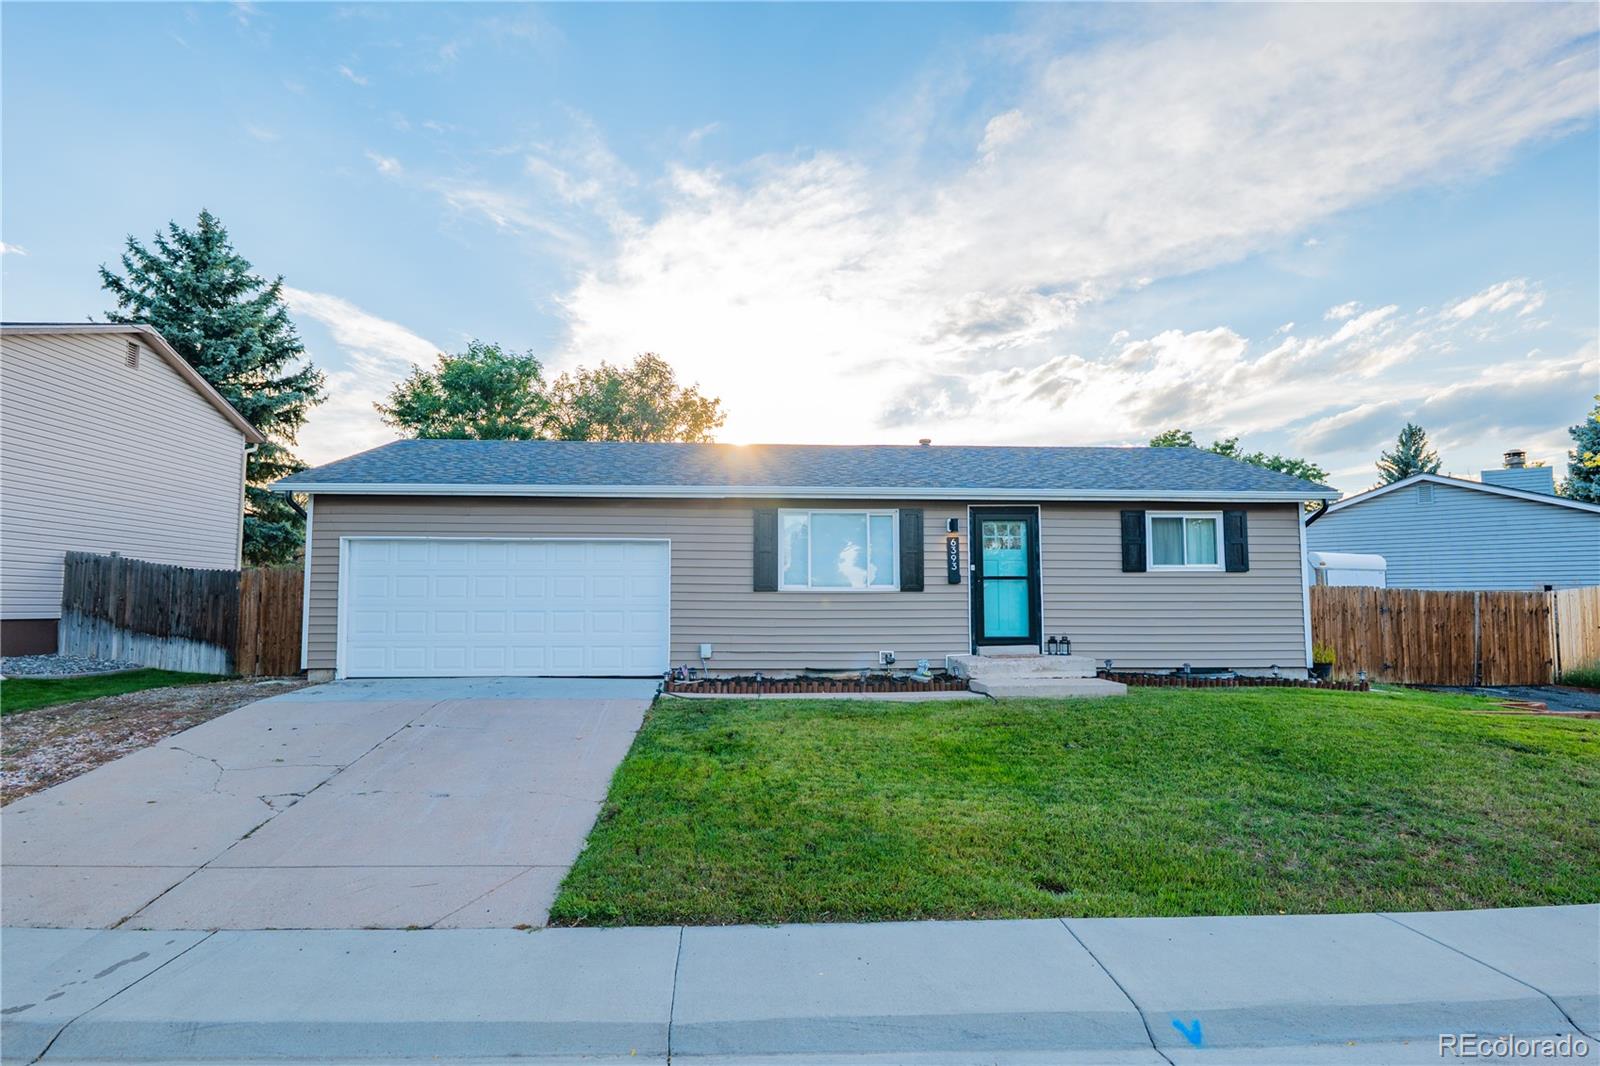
left=0, top=324, right=265, bottom=655
left=1306, top=455, right=1600, bottom=591
left=276, top=440, right=1337, bottom=681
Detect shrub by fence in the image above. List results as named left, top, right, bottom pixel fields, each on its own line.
left=1309, top=585, right=1592, bottom=686
left=59, top=551, right=302, bottom=676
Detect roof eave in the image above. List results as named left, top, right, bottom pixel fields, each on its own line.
left=271, top=480, right=1335, bottom=503
left=1318, top=472, right=1600, bottom=516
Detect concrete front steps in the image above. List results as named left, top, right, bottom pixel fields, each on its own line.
left=947, top=653, right=1128, bottom=698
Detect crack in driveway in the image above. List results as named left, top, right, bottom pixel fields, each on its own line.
left=113, top=699, right=451, bottom=928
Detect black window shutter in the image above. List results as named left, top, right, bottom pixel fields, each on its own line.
left=898, top=509, right=924, bottom=591
left=753, top=508, right=778, bottom=591
left=1223, top=510, right=1249, bottom=572
left=1120, top=510, right=1147, bottom=573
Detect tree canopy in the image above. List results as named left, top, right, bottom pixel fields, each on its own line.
left=377, top=347, right=725, bottom=444
left=1147, top=428, right=1329, bottom=484
left=376, top=341, right=549, bottom=440
left=1375, top=422, right=1442, bottom=485
left=1562, top=396, right=1600, bottom=502
left=548, top=353, right=725, bottom=442
left=100, top=209, right=325, bottom=566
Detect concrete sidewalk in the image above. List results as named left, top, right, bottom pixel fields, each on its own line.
left=3, top=905, right=1594, bottom=1064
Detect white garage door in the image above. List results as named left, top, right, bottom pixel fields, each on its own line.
left=340, top=538, right=670, bottom=678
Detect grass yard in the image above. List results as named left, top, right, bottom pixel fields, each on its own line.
left=0, top=669, right=224, bottom=716
left=550, top=687, right=1600, bottom=926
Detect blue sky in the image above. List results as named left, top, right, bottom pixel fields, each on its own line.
left=4, top=2, right=1597, bottom=494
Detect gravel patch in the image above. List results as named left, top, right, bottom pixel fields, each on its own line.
left=0, top=654, right=144, bottom=678
left=1424, top=685, right=1600, bottom=714
left=2, top=677, right=310, bottom=804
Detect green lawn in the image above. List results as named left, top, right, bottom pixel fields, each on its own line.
left=0, top=669, right=225, bottom=715
left=550, top=687, right=1600, bottom=926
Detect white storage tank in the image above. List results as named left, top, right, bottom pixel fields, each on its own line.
left=1307, top=551, right=1387, bottom=588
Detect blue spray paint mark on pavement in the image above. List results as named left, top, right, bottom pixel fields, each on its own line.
left=1172, top=1018, right=1204, bottom=1046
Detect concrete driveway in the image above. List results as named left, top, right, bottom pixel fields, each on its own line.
left=0, top=678, right=656, bottom=930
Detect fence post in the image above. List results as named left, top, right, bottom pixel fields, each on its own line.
left=1472, top=591, right=1481, bottom=687
left=1551, top=589, right=1562, bottom=681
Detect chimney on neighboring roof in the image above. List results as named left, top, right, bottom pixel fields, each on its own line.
left=1481, top=447, right=1553, bottom=495
left=918, top=438, right=932, bottom=446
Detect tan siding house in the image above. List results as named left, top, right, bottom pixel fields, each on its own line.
left=283, top=440, right=1332, bottom=681
left=0, top=324, right=264, bottom=654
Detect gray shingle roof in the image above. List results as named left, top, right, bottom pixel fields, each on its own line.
left=277, top=440, right=1335, bottom=499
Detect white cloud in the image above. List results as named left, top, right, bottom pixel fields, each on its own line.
left=245, top=124, right=279, bottom=143
left=869, top=279, right=1593, bottom=492
left=282, top=287, right=439, bottom=463
left=366, top=151, right=403, bottom=177
left=979, top=109, right=1029, bottom=159
left=1447, top=277, right=1546, bottom=319
left=337, top=64, right=369, bottom=87
left=551, top=4, right=1597, bottom=448
left=684, top=122, right=721, bottom=148
left=0, top=242, right=27, bottom=256
left=1325, top=302, right=1361, bottom=321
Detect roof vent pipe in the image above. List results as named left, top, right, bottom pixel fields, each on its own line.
left=1503, top=449, right=1526, bottom=469
left=918, top=438, right=932, bottom=446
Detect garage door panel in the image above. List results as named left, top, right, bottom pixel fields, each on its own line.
left=343, top=538, right=669, bottom=678
left=395, top=575, right=428, bottom=598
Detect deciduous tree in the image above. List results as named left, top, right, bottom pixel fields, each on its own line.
left=1148, top=428, right=1329, bottom=484
left=547, top=353, right=725, bottom=442
left=377, top=341, right=548, bottom=440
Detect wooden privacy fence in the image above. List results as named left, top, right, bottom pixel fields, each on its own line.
left=59, top=551, right=303, bottom=676
left=236, top=567, right=306, bottom=677
left=1553, top=586, right=1600, bottom=677
left=1310, top=585, right=1597, bottom=686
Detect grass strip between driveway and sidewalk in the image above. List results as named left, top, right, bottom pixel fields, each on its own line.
left=0, top=669, right=226, bottom=716
left=550, top=686, right=1600, bottom=926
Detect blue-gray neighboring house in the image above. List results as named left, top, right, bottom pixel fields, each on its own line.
left=1306, top=454, right=1600, bottom=591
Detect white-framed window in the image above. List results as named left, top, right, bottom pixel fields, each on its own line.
left=779, top=509, right=899, bottom=590
left=1147, top=511, right=1223, bottom=571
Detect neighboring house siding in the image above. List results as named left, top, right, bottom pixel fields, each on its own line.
left=1306, top=481, right=1600, bottom=590
left=0, top=332, right=248, bottom=620
left=307, top=495, right=1310, bottom=675
left=1041, top=503, right=1308, bottom=671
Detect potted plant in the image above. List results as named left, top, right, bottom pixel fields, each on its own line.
left=1311, top=643, right=1336, bottom=681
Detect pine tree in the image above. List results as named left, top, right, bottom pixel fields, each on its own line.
left=1375, top=422, right=1442, bottom=485
left=101, top=210, right=325, bottom=565
left=1563, top=396, right=1600, bottom=502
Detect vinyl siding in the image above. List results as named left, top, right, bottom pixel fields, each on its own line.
left=308, top=496, right=970, bottom=674
left=307, top=495, right=1311, bottom=675
left=0, top=332, right=248, bottom=619
left=1041, top=503, right=1308, bottom=670
left=1307, top=480, right=1600, bottom=590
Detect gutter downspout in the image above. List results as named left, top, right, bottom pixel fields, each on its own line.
left=300, top=494, right=314, bottom=671
left=239, top=443, right=258, bottom=568
left=1298, top=502, right=1313, bottom=674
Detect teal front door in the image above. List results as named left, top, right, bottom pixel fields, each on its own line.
left=970, top=508, right=1041, bottom=648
